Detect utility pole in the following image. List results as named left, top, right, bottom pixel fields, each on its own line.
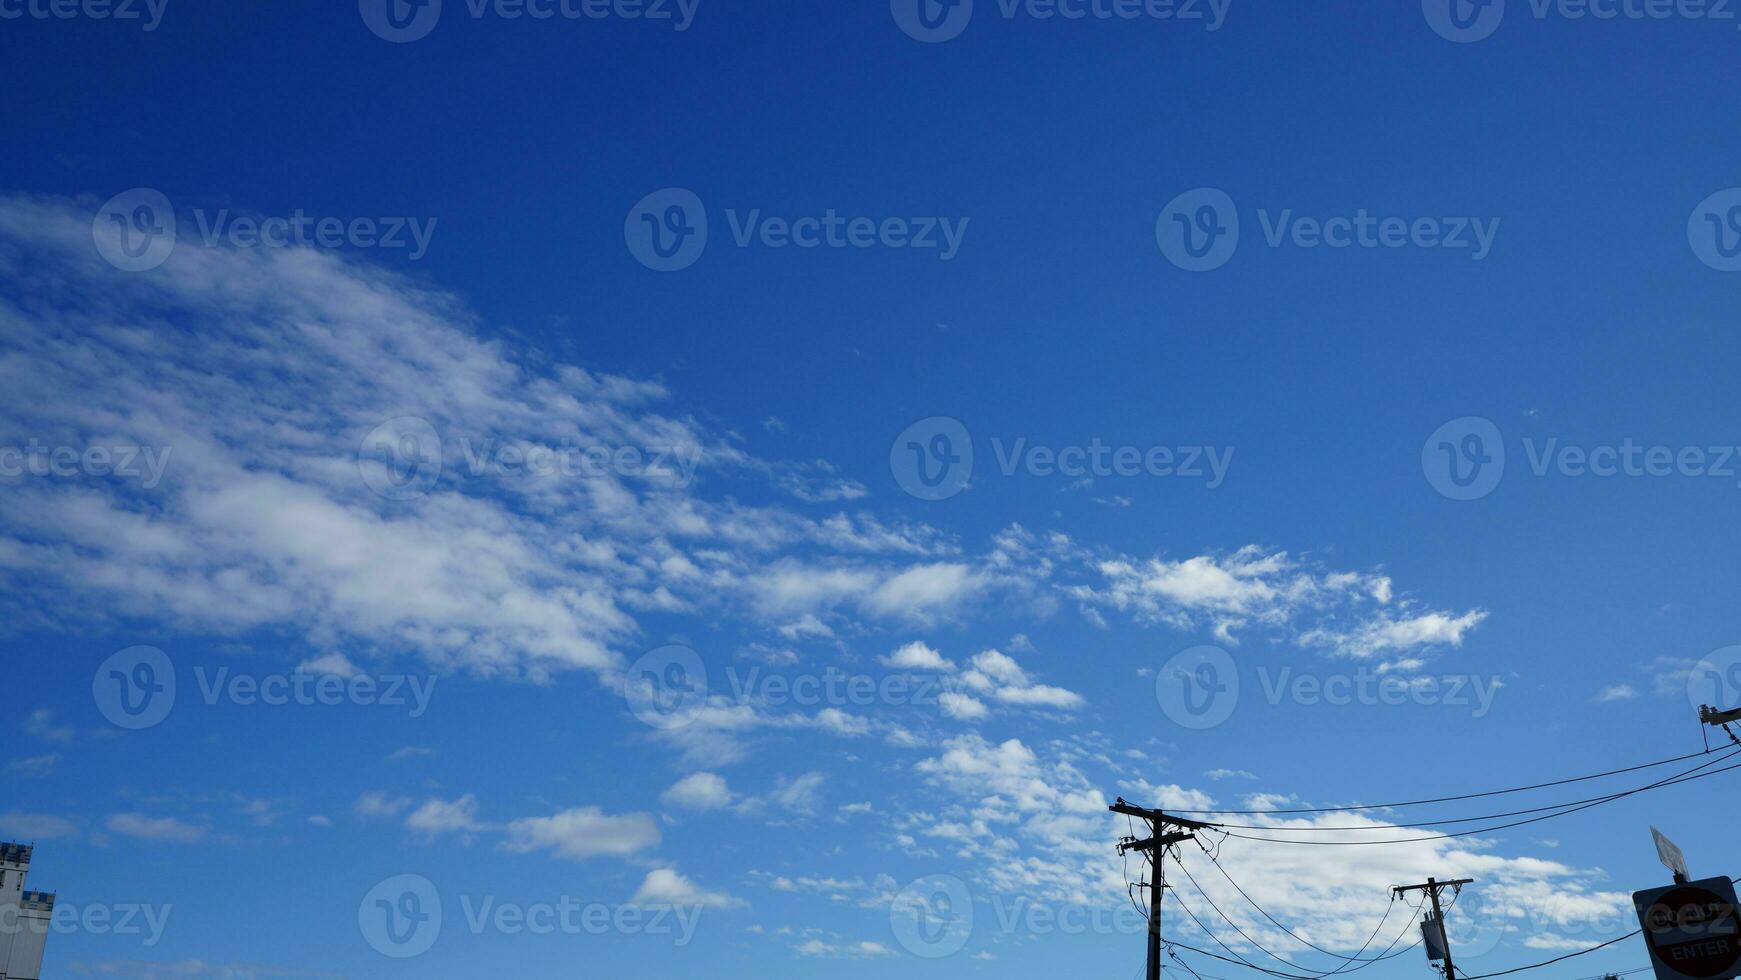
left=1394, top=877, right=1475, bottom=980
left=1111, top=798, right=1218, bottom=980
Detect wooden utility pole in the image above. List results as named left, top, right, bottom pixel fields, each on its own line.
left=1111, top=798, right=1218, bottom=980
left=1394, top=877, right=1475, bottom=980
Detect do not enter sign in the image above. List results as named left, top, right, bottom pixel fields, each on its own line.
left=1635, top=877, right=1741, bottom=980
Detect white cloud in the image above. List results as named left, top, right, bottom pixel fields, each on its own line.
left=1596, top=684, right=1639, bottom=703
left=405, top=795, right=484, bottom=837
left=939, top=692, right=988, bottom=720
left=881, top=640, right=955, bottom=672
left=295, top=652, right=362, bottom=679
left=1070, top=547, right=1481, bottom=658
left=8, top=753, right=60, bottom=778
left=629, top=868, right=743, bottom=908
left=947, top=649, right=1084, bottom=715
left=794, top=938, right=896, bottom=959
left=355, top=791, right=413, bottom=818
left=767, top=772, right=827, bottom=815
left=25, top=708, right=73, bottom=743
left=106, top=813, right=208, bottom=843
left=662, top=772, right=734, bottom=811
left=1302, top=609, right=1488, bottom=659
left=501, top=807, right=660, bottom=860
left=863, top=563, right=981, bottom=620
left=1205, top=768, right=1257, bottom=780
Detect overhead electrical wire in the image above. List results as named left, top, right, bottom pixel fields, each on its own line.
left=1210, top=745, right=1741, bottom=832
left=1451, top=930, right=1642, bottom=979
left=1168, top=849, right=1426, bottom=980
left=1188, top=834, right=1421, bottom=969
left=1166, top=746, right=1730, bottom=816
left=1218, top=748, right=1741, bottom=846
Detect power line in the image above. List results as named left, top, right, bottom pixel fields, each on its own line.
left=1452, top=930, right=1642, bottom=980
left=1172, top=848, right=1332, bottom=974
left=1187, top=835, right=1414, bottom=969
left=1220, top=749, right=1741, bottom=846
left=1209, top=749, right=1741, bottom=829
left=1166, top=747, right=1727, bottom=816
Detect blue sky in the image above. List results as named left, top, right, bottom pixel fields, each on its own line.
left=4, top=1, right=1741, bottom=978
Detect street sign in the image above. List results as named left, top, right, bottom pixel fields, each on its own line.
left=1634, top=876, right=1741, bottom=980
left=1654, top=826, right=1691, bottom=882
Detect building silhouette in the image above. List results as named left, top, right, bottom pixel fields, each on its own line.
left=0, top=843, right=54, bottom=980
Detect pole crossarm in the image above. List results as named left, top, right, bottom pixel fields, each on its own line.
left=1393, top=877, right=1474, bottom=898
left=1111, top=798, right=1222, bottom=831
